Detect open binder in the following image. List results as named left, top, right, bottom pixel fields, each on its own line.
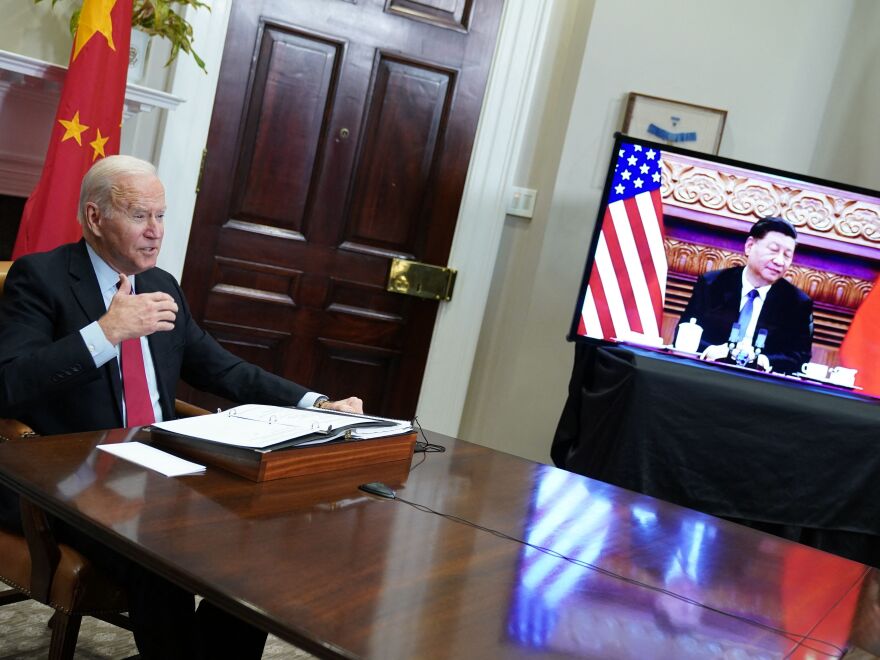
left=149, top=404, right=416, bottom=481
left=151, top=404, right=406, bottom=450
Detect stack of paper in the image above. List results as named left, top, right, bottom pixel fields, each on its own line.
left=351, top=419, right=413, bottom=439
left=98, top=442, right=206, bottom=477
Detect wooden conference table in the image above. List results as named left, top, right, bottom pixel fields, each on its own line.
left=1, top=427, right=879, bottom=659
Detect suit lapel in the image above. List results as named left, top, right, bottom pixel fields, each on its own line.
left=757, top=281, right=780, bottom=327
left=719, top=267, right=742, bottom=318
left=69, top=241, right=125, bottom=425
left=69, top=240, right=107, bottom=322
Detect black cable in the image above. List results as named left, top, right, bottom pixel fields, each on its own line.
left=410, top=417, right=445, bottom=474
left=391, top=494, right=854, bottom=657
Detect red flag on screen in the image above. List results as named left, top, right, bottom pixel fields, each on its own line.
left=579, top=142, right=667, bottom=341
left=12, top=0, right=132, bottom=258
left=839, top=276, right=880, bottom=396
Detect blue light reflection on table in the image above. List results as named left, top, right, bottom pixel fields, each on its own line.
left=505, top=466, right=787, bottom=659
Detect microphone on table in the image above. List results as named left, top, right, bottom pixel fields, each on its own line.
left=727, top=323, right=741, bottom=353
left=753, top=329, right=769, bottom=371
left=754, top=329, right=767, bottom=354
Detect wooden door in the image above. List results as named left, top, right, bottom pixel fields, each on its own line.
left=181, top=0, right=504, bottom=418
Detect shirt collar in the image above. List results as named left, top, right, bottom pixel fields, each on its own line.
left=85, top=243, right=135, bottom=294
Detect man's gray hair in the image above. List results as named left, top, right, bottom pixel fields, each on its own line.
left=77, top=155, right=157, bottom=225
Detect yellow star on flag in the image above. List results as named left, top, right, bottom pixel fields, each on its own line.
left=72, top=0, right=118, bottom=61
left=89, top=128, right=109, bottom=161
left=58, top=111, right=90, bottom=146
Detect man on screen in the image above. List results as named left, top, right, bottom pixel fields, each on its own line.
left=678, top=217, right=813, bottom=374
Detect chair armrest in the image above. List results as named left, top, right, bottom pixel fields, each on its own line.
left=0, top=418, right=36, bottom=443
left=174, top=399, right=210, bottom=418
left=0, top=403, right=207, bottom=440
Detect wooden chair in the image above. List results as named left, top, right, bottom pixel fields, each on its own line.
left=0, top=260, right=208, bottom=658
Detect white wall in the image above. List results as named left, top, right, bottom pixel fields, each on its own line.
left=0, top=2, right=73, bottom=65
left=811, top=1, right=880, bottom=191
left=459, top=0, right=863, bottom=463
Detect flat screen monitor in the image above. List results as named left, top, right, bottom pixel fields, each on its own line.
left=568, top=133, right=880, bottom=394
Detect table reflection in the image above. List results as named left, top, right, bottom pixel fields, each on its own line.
left=506, top=467, right=862, bottom=659
left=61, top=428, right=147, bottom=537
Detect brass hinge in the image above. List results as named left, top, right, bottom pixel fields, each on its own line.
left=387, top=258, right=457, bottom=301
left=195, top=148, right=207, bottom=194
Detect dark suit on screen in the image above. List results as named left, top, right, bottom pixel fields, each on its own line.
left=679, top=266, right=813, bottom=375
left=0, top=239, right=307, bottom=657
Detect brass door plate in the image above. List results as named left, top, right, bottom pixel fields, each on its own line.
left=387, top=258, right=457, bottom=301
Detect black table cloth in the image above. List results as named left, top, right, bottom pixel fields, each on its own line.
left=552, top=343, right=880, bottom=565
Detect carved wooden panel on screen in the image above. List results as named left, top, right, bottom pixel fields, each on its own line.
left=181, top=0, right=503, bottom=418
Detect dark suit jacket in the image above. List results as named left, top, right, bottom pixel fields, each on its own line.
left=0, top=240, right=309, bottom=527
left=678, top=266, right=813, bottom=375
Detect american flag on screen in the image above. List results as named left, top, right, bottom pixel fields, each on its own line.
left=579, top=142, right=667, bottom=340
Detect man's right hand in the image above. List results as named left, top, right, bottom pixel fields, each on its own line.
left=700, top=343, right=730, bottom=362
left=98, top=274, right=178, bottom=345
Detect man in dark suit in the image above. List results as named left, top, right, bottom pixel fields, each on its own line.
left=0, top=155, right=363, bottom=658
left=678, top=217, right=813, bottom=375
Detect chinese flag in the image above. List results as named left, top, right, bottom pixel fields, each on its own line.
left=12, top=0, right=132, bottom=258
left=839, top=276, right=880, bottom=396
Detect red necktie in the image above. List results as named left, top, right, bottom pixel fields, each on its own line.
left=119, top=286, right=155, bottom=427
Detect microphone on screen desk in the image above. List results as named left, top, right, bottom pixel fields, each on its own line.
left=727, top=323, right=741, bottom=350
left=754, top=328, right=767, bottom=354
left=720, top=323, right=741, bottom=363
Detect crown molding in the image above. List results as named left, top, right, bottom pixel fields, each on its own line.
left=0, top=48, right=184, bottom=118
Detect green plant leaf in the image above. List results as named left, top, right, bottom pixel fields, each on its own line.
left=36, top=0, right=209, bottom=73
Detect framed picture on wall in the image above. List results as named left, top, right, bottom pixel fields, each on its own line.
left=622, top=92, right=727, bottom=154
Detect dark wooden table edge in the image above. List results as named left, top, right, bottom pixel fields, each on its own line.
left=0, top=456, right=359, bottom=659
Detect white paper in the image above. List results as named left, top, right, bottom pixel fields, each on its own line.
left=97, top=442, right=205, bottom=477
left=351, top=420, right=413, bottom=439
left=151, top=404, right=398, bottom=449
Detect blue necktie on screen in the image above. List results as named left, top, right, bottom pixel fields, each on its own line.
left=737, top=289, right=759, bottom=341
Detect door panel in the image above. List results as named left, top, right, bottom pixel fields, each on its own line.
left=347, top=55, right=454, bottom=254
left=181, top=0, right=503, bottom=418
left=233, top=26, right=342, bottom=234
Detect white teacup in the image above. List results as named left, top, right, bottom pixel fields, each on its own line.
left=800, top=362, right=828, bottom=380
left=675, top=318, right=703, bottom=353
left=828, top=366, right=857, bottom=387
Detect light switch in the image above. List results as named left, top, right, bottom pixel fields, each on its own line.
left=506, top=186, right=537, bottom=219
